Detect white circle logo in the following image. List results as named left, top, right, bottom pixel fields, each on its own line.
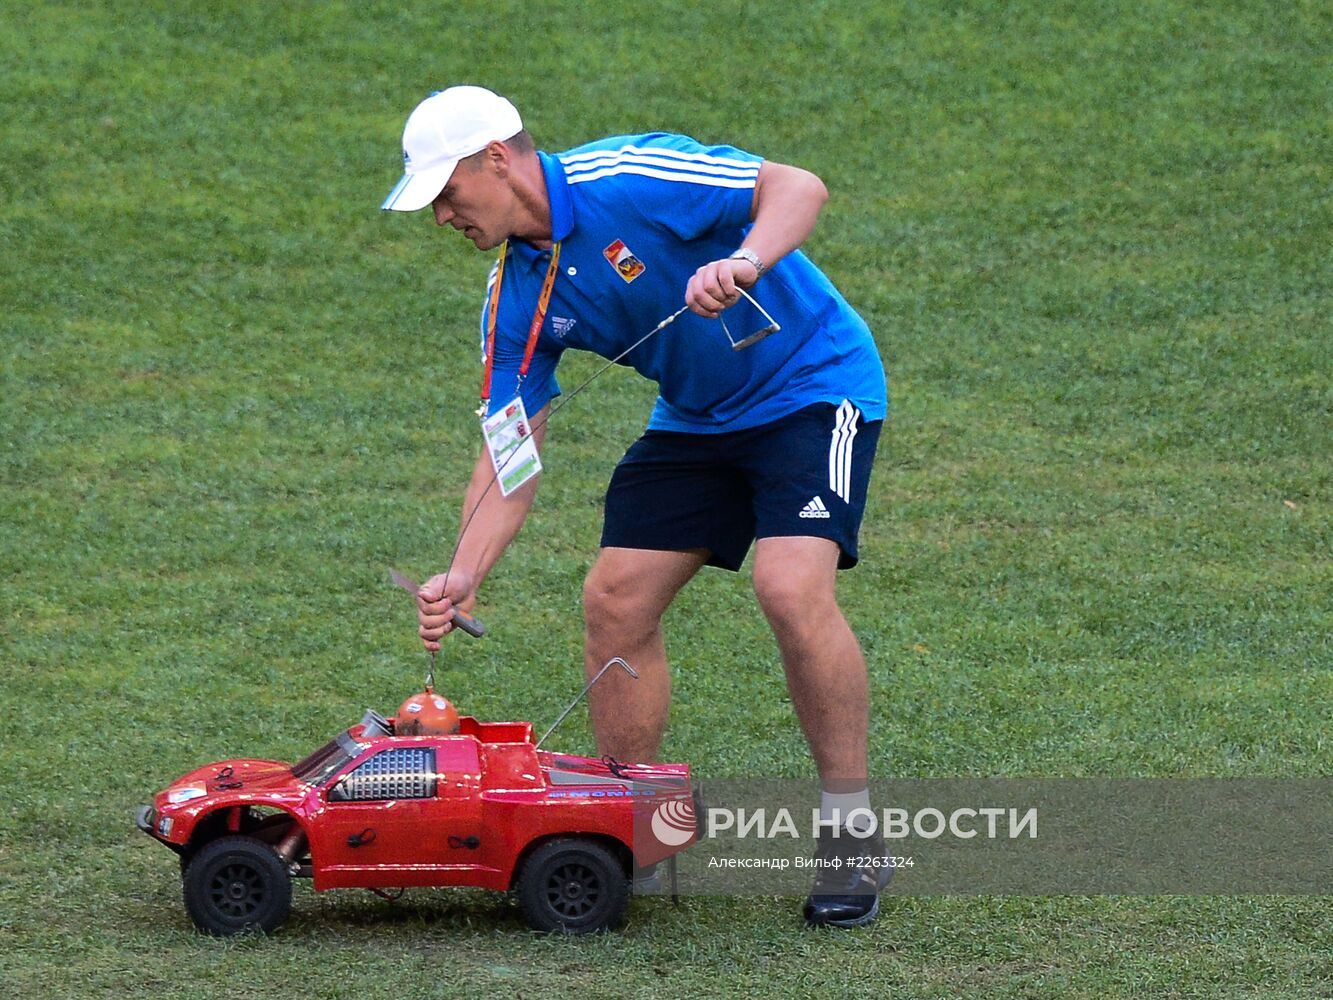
left=650, top=798, right=696, bottom=847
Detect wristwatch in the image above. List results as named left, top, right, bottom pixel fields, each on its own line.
left=728, top=247, right=767, bottom=278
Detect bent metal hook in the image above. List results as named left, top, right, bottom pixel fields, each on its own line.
left=536, top=657, right=639, bottom=749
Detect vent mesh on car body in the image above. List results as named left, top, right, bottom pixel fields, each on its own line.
left=338, top=748, right=437, bottom=801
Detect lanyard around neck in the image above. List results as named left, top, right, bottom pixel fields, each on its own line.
left=479, top=239, right=562, bottom=413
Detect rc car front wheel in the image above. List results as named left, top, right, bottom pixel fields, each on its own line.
left=182, top=835, right=292, bottom=936
left=515, top=838, right=629, bottom=934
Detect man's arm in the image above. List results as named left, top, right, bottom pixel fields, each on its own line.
left=685, top=160, right=829, bottom=318
left=416, top=407, right=549, bottom=649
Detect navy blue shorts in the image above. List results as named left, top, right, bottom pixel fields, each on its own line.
left=601, top=401, right=881, bottom=571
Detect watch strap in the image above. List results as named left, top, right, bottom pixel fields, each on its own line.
left=728, top=247, right=767, bottom=277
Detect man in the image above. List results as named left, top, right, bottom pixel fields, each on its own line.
left=382, top=86, right=889, bottom=927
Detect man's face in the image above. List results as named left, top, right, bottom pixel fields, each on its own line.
left=431, top=154, right=512, bottom=250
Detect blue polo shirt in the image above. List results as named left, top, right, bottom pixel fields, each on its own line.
left=480, top=133, right=886, bottom=433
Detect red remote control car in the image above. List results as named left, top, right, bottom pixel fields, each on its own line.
left=136, top=693, right=698, bottom=935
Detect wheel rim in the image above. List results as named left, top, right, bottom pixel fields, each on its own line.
left=543, top=861, right=601, bottom=919
left=208, top=861, right=266, bottom=919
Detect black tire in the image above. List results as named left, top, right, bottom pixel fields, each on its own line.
left=515, top=838, right=629, bottom=934
left=182, top=835, right=292, bottom=936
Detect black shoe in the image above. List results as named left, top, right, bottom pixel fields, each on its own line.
left=802, top=828, right=894, bottom=928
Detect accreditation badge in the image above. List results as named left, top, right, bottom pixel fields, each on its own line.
left=481, top=395, right=542, bottom=496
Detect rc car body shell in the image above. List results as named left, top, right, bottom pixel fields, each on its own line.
left=138, top=716, right=696, bottom=898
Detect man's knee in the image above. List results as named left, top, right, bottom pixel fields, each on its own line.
left=753, top=568, right=835, bottom=635
left=752, top=537, right=842, bottom=631
left=584, top=549, right=705, bottom=644
left=584, top=564, right=659, bottom=640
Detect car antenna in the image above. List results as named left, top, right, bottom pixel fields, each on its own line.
left=536, top=657, right=638, bottom=750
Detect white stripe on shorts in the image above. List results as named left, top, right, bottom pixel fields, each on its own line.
left=828, top=400, right=859, bottom=504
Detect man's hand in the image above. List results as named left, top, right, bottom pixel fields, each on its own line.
left=686, top=256, right=759, bottom=318
left=685, top=161, right=828, bottom=320
left=416, top=570, right=478, bottom=650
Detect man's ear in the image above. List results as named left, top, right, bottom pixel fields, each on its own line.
left=485, top=140, right=512, bottom=176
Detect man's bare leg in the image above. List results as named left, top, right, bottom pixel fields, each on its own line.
left=583, top=546, right=708, bottom=762
left=752, top=535, right=885, bottom=926
left=751, top=536, right=869, bottom=792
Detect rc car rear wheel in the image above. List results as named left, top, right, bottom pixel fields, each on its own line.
left=515, top=838, right=629, bottom=934
left=183, top=835, right=292, bottom=936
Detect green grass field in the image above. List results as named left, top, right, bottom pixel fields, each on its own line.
left=2, top=1, right=1330, bottom=996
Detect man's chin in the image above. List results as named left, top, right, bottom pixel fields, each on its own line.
left=467, top=230, right=503, bottom=251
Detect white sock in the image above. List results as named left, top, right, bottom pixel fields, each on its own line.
left=820, top=789, right=873, bottom=834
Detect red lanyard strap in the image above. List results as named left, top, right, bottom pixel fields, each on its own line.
left=480, top=241, right=561, bottom=411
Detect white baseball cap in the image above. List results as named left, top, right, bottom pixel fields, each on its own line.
left=381, top=86, right=523, bottom=212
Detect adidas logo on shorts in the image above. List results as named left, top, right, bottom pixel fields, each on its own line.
left=799, top=496, right=831, bottom=519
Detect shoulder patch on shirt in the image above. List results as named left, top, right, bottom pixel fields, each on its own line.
left=603, top=239, right=646, bottom=283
